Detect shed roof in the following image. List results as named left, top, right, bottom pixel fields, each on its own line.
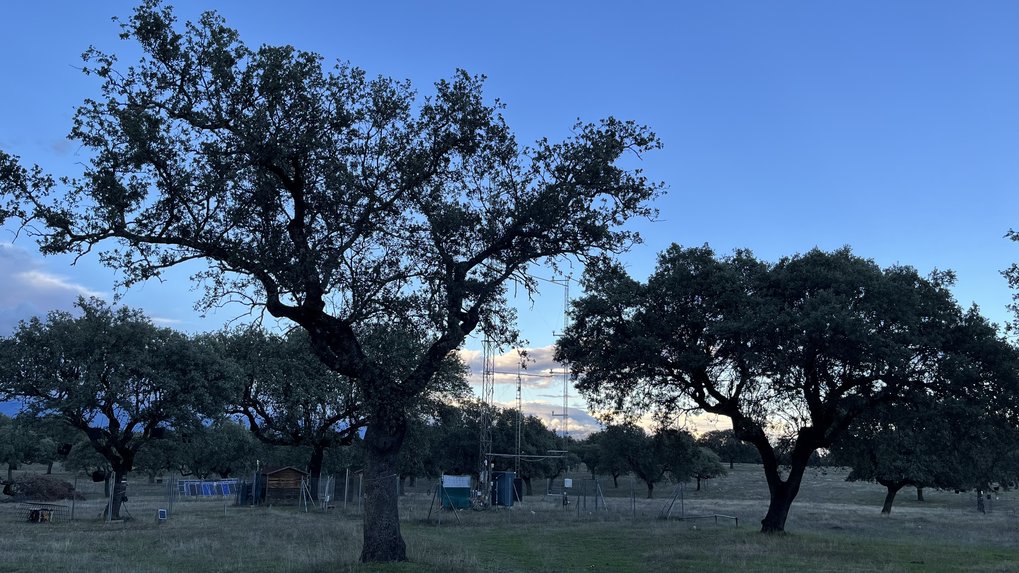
left=260, top=466, right=308, bottom=476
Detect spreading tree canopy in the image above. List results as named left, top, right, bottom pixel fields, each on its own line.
left=831, top=307, right=1019, bottom=513
left=0, top=414, right=53, bottom=482
left=0, top=297, right=234, bottom=519
left=219, top=325, right=468, bottom=499
left=697, top=429, right=760, bottom=469
left=0, top=1, right=660, bottom=561
left=556, top=245, right=971, bottom=532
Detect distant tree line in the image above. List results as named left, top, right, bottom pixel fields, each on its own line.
left=0, top=299, right=575, bottom=513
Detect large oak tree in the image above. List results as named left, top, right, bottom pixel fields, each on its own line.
left=832, top=308, right=1019, bottom=514
left=556, top=245, right=968, bottom=532
left=0, top=1, right=660, bottom=561
left=0, top=298, right=233, bottom=519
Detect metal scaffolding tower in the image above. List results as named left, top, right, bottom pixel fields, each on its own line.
left=478, top=336, right=496, bottom=504
left=550, top=277, right=571, bottom=439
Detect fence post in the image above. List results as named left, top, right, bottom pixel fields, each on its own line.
left=71, top=475, right=77, bottom=521
left=344, top=469, right=350, bottom=511
left=106, top=471, right=115, bottom=522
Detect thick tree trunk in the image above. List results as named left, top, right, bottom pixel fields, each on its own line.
left=696, top=477, right=702, bottom=491
left=645, top=480, right=654, bottom=499
left=881, top=482, right=904, bottom=514
left=612, top=473, right=619, bottom=488
left=6, top=463, right=13, bottom=482
left=760, top=482, right=796, bottom=533
left=760, top=450, right=809, bottom=533
left=916, top=487, right=924, bottom=502
left=729, top=460, right=735, bottom=470
left=523, top=476, right=533, bottom=496
left=307, top=446, right=325, bottom=501
left=360, top=420, right=407, bottom=563
left=46, top=461, right=53, bottom=475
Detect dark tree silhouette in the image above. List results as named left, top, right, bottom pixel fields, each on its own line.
left=0, top=2, right=660, bottom=560
left=557, top=245, right=969, bottom=533
left=0, top=298, right=233, bottom=519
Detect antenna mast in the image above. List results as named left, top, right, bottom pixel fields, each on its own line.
left=550, top=277, right=571, bottom=439
left=478, top=335, right=496, bottom=504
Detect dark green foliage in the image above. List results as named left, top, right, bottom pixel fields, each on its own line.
left=0, top=414, right=54, bottom=481
left=388, top=401, right=565, bottom=497
left=557, top=245, right=974, bottom=532
left=0, top=1, right=659, bottom=560
left=490, top=407, right=564, bottom=489
left=697, top=430, right=761, bottom=468
left=218, top=327, right=362, bottom=497
left=580, top=423, right=698, bottom=498
left=179, top=419, right=263, bottom=479
left=831, top=308, right=1019, bottom=513
left=0, top=297, right=236, bottom=518
left=689, top=447, right=727, bottom=490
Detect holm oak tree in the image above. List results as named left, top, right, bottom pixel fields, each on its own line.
left=0, top=298, right=234, bottom=519
left=0, top=1, right=661, bottom=561
left=556, top=245, right=968, bottom=532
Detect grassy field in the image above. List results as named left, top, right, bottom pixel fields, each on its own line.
left=2, top=464, right=1018, bottom=572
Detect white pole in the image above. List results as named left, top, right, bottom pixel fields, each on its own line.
left=71, top=475, right=77, bottom=521
left=107, top=472, right=115, bottom=522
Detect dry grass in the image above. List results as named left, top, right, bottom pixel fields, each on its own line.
left=1, top=464, right=1017, bottom=572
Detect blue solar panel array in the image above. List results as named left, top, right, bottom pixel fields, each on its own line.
left=177, top=479, right=239, bottom=497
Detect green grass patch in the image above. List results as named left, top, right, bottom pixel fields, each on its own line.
left=2, top=464, right=1018, bottom=572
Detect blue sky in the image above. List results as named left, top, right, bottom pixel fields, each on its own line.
left=3, top=2, right=1019, bottom=433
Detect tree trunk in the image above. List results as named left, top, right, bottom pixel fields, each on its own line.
left=880, top=482, right=904, bottom=514
left=46, top=461, right=53, bottom=475
left=729, top=459, right=735, bottom=470
left=360, top=420, right=407, bottom=563
left=523, top=476, right=533, bottom=496
left=760, top=482, right=796, bottom=532
left=696, top=476, right=702, bottom=491
left=399, top=476, right=406, bottom=496
left=916, top=487, right=924, bottom=502
left=759, top=451, right=809, bottom=533
left=645, top=480, right=654, bottom=499
left=6, top=463, right=13, bottom=482
left=307, top=446, right=325, bottom=501
left=612, top=473, right=619, bottom=488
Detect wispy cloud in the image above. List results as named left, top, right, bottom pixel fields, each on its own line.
left=14, top=270, right=103, bottom=299
left=460, top=344, right=567, bottom=390
left=460, top=344, right=603, bottom=435
left=0, top=243, right=107, bottom=334
left=150, top=316, right=186, bottom=326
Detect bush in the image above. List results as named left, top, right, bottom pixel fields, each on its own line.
left=2, top=475, right=83, bottom=501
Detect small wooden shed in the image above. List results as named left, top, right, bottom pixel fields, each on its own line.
left=259, top=466, right=308, bottom=505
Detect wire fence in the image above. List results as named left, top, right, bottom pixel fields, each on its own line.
left=7, top=463, right=1017, bottom=533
